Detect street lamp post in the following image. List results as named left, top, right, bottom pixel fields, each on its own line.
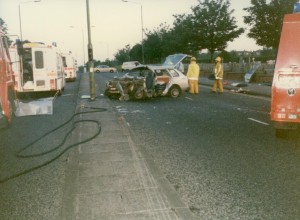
left=122, top=0, right=144, bottom=64
left=86, top=0, right=95, bottom=100
left=18, top=0, right=41, bottom=41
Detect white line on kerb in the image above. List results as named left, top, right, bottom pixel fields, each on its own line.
left=185, top=97, right=193, bottom=101
left=248, top=118, right=269, bottom=126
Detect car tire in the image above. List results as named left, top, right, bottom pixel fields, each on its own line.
left=104, top=88, right=119, bottom=99
left=109, top=70, right=114, bottom=73
left=169, top=85, right=181, bottom=98
left=95, top=70, right=100, bottom=73
left=132, top=88, right=144, bottom=100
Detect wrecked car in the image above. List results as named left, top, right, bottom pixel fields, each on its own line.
left=105, top=65, right=189, bottom=100
left=105, top=53, right=190, bottom=101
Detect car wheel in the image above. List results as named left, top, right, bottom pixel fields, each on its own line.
left=133, top=88, right=144, bottom=100
left=104, top=89, right=119, bottom=99
left=169, top=85, right=181, bottom=98
left=110, top=70, right=113, bottom=73
left=95, top=70, right=100, bottom=73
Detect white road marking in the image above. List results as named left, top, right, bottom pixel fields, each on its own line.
left=185, top=97, right=193, bottom=101
left=62, top=93, right=73, bottom=97
left=248, top=118, right=269, bottom=126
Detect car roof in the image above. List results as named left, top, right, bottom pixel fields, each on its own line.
left=129, top=65, right=177, bottom=72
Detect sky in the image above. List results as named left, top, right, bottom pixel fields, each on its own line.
left=0, top=0, right=262, bottom=65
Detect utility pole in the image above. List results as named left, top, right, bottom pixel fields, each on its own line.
left=86, top=0, right=95, bottom=100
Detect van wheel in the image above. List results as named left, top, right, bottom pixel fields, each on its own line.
left=169, top=86, right=181, bottom=98
left=275, top=128, right=287, bottom=138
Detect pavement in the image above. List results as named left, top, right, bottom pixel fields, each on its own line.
left=199, top=77, right=272, bottom=98
left=60, top=73, right=271, bottom=220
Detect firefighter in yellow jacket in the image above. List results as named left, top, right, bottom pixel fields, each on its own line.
left=212, top=56, right=224, bottom=94
left=186, top=57, right=200, bottom=94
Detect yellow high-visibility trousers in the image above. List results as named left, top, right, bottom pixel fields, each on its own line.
left=212, top=79, right=223, bottom=93
left=189, top=79, right=199, bottom=94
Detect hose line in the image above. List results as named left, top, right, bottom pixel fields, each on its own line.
left=0, top=108, right=107, bottom=184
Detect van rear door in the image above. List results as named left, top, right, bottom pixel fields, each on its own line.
left=32, top=47, right=47, bottom=90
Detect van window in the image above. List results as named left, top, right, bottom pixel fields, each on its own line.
left=35, top=51, right=44, bottom=69
left=278, top=74, right=300, bottom=87
left=62, top=56, right=67, bottom=67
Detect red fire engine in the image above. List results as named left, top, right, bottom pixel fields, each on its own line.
left=271, top=13, right=300, bottom=137
left=0, top=27, right=15, bottom=127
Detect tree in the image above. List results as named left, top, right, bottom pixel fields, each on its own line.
left=129, top=44, right=142, bottom=62
left=114, top=44, right=131, bottom=63
left=166, top=14, right=195, bottom=54
left=0, top=18, right=12, bottom=45
left=0, top=18, right=8, bottom=33
left=244, top=0, right=298, bottom=51
left=143, top=23, right=172, bottom=63
left=189, top=0, right=244, bottom=61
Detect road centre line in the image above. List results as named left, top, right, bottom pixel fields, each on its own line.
left=248, top=118, right=269, bottom=126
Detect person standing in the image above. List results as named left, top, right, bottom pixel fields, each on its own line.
left=212, top=56, right=224, bottom=94
left=186, top=57, right=200, bottom=95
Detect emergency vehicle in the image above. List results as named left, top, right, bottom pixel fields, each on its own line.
left=9, top=42, right=65, bottom=96
left=62, top=53, right=77, bottom=82
left=271, top=13, right=300, bottom=137
left=0, top=28, right=15, bottom=127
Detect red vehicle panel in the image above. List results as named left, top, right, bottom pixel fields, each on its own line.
left=0, top=28, right=15, bottom=127
left=271, top=13, right=300, bottom=136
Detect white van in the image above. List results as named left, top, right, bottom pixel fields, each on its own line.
left=10, top=42, right=65, bottom=95
left=62, top=53, right=77, bottom=82
left=121, top=61, right=141, bottom=72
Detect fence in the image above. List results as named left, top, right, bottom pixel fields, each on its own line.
left=198, top=62, right=275, bottom=83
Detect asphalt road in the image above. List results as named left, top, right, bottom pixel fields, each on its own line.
left=0, top=78, right=80, bottom=220
left=1, top=72, right=299, bottom=220
left=98, top=72, right=300, bottom=220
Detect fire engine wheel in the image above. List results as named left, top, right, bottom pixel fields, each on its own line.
left=169, top=86, right=181, bottom=98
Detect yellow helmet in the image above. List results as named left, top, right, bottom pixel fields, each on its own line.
left=191, top=57, right=196, bottom=61
left=215, top=56, right=222, bottom=62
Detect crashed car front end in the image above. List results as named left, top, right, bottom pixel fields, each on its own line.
left=105, top=76, right=146, bottom=101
